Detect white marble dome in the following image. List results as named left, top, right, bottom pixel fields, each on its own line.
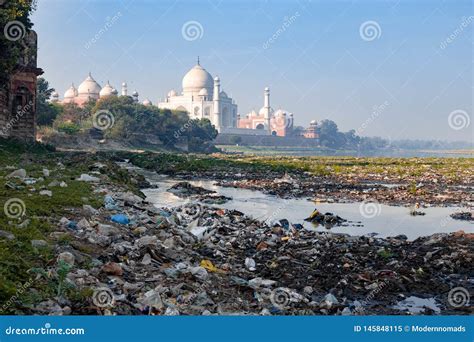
left=167, top=90, right=177, bottom=97
left=78, top=73, right=101, bottom=96
left=99, top=81, right=115, bottom=97
left=143, top=99, right=152, bottom=106
left=182, top=64, right=213, bottom=94
left=64, top=84, right=78, bottom=99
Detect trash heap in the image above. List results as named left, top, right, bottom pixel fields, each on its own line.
left=39, top=185, right=472, bottom=316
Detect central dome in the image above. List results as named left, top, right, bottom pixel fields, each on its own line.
left=78, top=73, right=101, bottom=96
left=182, top=64, right=213, bottom=94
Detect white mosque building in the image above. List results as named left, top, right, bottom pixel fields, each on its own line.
left=158, top=60, right=238, bottom=133
left=54, top=61, right=298, bottom=137
left=53, top=73, right=152, bottom=107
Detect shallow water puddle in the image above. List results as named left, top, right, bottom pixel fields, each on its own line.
left=138, top=172, right=473, bottom=240
left=393, top=296, right=441, bottom=314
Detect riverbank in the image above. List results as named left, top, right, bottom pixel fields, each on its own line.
left=0, top=141, right=472, bottom=315
left=124, top=152, right=473, bottom=206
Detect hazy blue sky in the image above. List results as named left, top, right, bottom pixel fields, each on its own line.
left=32, top=0, right=472, bottom=141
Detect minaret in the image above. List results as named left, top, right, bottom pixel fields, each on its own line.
left=213, top=76, right=221, bottom=131
left=121, top=82, right=128, bottom=96
left=263, top=87, right=271, bottom=130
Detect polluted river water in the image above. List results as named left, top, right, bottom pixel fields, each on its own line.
left=136, top=169, right=473, bottom=241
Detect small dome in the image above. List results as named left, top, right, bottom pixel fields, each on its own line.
left=198, top=88, right=208, bottom=96
left=78, top=73, right=101, bottom=96
left=64, top=84, right=77, bottom=99
left=143, top=99, right=152, bottom=106
left=310, top=120, right=317, bottom=125
left=51, top=91, right=59, bottom=98
left=220, top=91, right=228, bottom=98
left=99, top=81, right=115, bottom=97
left=248, top=110, right=258, bottom=117
left=132, top=90, right=139, bottom=96
left=168, top=90, right=177, bottom=97
left=111, top=88, right=118, bottom=95
left=182, top=64, right=213, bottom=94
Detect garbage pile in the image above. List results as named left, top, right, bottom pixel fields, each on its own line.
left=168, top=181, right=231, bottom=204
left=38, top=187, right=473, bottom=316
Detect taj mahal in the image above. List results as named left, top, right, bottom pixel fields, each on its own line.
left=54, top=60, right=308, bottom=137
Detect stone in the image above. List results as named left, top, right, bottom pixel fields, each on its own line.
left=7, top=169, right=26, bottom=179
left=102, top=262, right=123, bottom=276
left=77, top=174, right=100, bottom=182
left=39, top=190, right=52, bottom=197
left=58, top=252, right=75, bottom=266
left=31, top=239, right=48, bottom=248
left=0, top=230, right=15, bottom=240
left=42, top=168, right=50, bottom=177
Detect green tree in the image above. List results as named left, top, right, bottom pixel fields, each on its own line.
left=36, top=77, right=62, bottom=126
left=0, top=0, right=36, bottom=87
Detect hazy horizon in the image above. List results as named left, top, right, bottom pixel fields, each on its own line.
left=32, top=0, right=472, bottom=142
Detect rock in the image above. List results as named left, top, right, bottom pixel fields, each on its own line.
left=42, top=168, right=50, bottom=177
left=59, top=181, right=68, bottom=187
left=39, top=190, right=52, bottom=197
left=102, top=262, right=123, bottom=276
left=77, top=174, right=100, bottom=182
left=31, top=239, right=48, bottom=248
left=7, top=169, right=26, bottom=179
left=0, top=230, right=15, bottom=240
left=141, top=253, right=152, bottom=265
left=57, top=252, right=75, bottom=266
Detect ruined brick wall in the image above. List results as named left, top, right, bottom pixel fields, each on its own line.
left=0, top=30, right=42, bottom=141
